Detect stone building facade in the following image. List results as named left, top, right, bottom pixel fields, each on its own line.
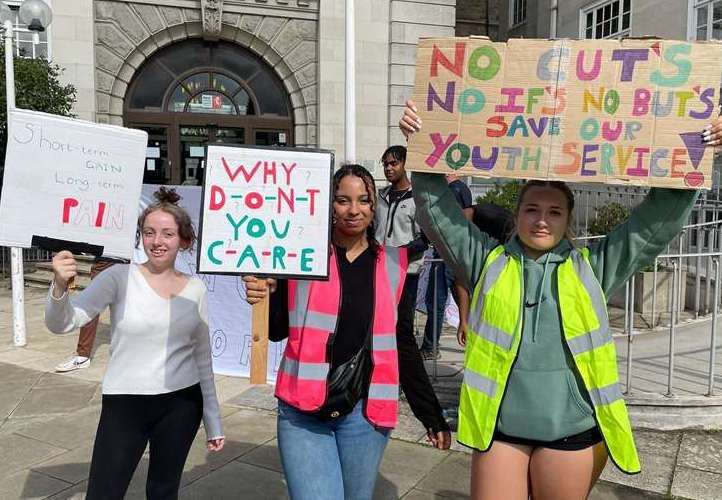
left=47, top=0, right=459, bottom=183
left=498, top=0, right=691, bottom=41
left=456, top=0, right=500, bottom=39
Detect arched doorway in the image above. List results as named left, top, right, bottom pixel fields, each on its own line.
left=124, top=39, right=293, bottom=185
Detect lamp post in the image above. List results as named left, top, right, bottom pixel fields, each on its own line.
left=345, top=0, right=355, bottom=164
left=1, top=0, right=52, bottom=347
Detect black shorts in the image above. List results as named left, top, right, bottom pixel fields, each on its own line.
left=494, top=427, right=603, bottom=451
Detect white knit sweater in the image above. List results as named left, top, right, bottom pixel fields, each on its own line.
left=45, top=264, right=223, bottom=439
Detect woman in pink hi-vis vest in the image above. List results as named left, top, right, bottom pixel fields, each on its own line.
left=244, top=164, right=451, bottom=499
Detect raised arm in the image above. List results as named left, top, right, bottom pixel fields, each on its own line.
left=45, top=251, right=118, bottom=334
left=400, top=102, right=499, bottom=288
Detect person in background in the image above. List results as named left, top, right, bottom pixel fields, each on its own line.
left=420, top=174, right=473, bottom=360
left=54, top=257, right=116, bottom=372
left=244, top=164, right=450, bottom=500
left=454, top=203, right=514, bottom=346
left=45, top=188, right=224, bottom=500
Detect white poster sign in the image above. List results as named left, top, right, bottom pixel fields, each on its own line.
left=198, top=145, right=333, bottom=278
left=0, top=109, right=147, bottom=259
left=136, top=185, right=285, bottom=381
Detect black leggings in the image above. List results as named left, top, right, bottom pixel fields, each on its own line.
left=86, top=384, right=203, bottom=500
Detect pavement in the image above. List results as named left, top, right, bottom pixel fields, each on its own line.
left=1, top=285, right=722, bottom=499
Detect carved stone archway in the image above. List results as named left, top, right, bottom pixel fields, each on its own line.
left=94, top=1, right=317, bottom=146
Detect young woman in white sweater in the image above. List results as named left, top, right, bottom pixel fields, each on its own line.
left=45, top=188, right=224, bottom=500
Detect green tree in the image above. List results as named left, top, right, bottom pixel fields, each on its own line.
left=588, top=202, right=630, bottom=236
left=0, top=45, right=76, bottom=175
left=475, top=181, right=522, bottom=212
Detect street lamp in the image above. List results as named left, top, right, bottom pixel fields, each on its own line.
left=19, top=0, right=52, bottom=33
left=1, top=0, right=52, bottom=347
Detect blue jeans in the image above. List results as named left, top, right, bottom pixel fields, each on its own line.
left=277, top=400, right=390, bottom=500
left=422, top=260, right=455, bottom=352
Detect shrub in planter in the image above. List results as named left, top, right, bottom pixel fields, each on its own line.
left=588, top=202, right=630, bottom=236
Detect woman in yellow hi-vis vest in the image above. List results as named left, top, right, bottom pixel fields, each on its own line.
left=400, top=101, right=713, bottom=499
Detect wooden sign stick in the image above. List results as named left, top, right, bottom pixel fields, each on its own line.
left=250, top=278, right=270, bottom=384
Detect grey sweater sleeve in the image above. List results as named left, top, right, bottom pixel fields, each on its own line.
left=45, top=266, right=119, bottom=334
left=412, top=173, right=498, bottom=289
left=193, top=290, right=224, bottom=440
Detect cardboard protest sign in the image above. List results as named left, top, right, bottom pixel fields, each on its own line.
left=197, top=145, right=333, bottom=278
left=0, top=109, right=148, bottom=258
left=135, top=184, right=285, bottom=383
left=408, top=37, right=722, bottom=189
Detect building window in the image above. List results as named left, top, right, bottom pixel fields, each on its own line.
left=5, top=2, right=49, bottom=58
left=581, top=0, right=631, bottom=39
left=694, top=0, right=722, bottom=40
left=511, top=0, right=526, bottom=26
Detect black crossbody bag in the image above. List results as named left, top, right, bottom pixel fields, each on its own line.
left=314, top=331, right=372, bottom=421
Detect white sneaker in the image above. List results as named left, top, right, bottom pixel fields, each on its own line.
left=55, top=356, right=90, bottom=372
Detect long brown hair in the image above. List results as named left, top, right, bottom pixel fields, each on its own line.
left=135, top=187, right=196, bottom=250
left=332, top=164, right=380, bottom=255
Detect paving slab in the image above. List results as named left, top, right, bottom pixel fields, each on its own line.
left=0, top=433, right=68, bottom=480
left=0, top=469, right=73, bottom=500
left=221, top=408, right=278, bottom=445
left=10, top=384, right=97, bottom=419
left=15, top=407, right=100, bottom=450
left=237, top=439, right=283, bottom=473
left=225, top=384, right=278, bottom=411
left=676, top=431, right=722, bottom=474
left=414, top=452, right=472, bottom=498
left=600, top=453, right=676, bottom=497
left=0, top=386, right=33, bottom=421
left=670, top=465, right=722, bottom=500
left=31, top=444, right=93, bottom=485
left=401, top=489, right=468, bottom=499
left=46, top=480, right=87, bottom=500
left=179, top=431, right=269, bottom=486
left=179, top=461, right=288, bottom=499
left=375, top=439, right=448, bottom=499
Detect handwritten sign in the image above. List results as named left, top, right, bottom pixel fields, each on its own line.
left=197, top=145, right=334, bottom=278
left=408, top=38, right=722, bottom=189
left=0, top=109, right=147, bottom=258
left=134, top=184, right=285, bottom=382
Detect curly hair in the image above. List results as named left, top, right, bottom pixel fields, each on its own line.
left=332, top=164, right=380, bottom=255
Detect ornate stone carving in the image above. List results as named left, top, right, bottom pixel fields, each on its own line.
left=202, top=0, right=223, bottom=38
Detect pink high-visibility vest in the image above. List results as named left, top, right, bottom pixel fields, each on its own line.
left=275, top=245, right=407, bottom=428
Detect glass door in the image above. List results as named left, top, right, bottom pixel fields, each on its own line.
left=179, top=126, right=210, bottom=185
left=134, top=126, right=169, bottom=184
left=215, top=127, right=245, bottom=145
left=254, top=129, right=290, bottom=146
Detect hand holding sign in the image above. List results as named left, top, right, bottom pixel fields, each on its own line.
left=407, top=37, right=722, bottom=189
left=50, top=251, right=77, bottom=295
left=199, top=145, right=334, bottom=383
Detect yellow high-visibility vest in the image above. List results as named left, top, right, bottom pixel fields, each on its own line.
left=459, top=245, right=640, bottom=474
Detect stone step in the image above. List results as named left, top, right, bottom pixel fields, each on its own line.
left=22, top=268, right=91, bottom=290
left=34, top=260, right=93, bottom=275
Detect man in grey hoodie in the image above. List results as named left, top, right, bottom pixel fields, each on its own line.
left=375, top=145, right=428, bottom=354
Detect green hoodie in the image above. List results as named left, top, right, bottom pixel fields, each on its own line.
left=412, top=173, right=698, bottom=441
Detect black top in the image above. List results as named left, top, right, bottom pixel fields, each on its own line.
left=472, top=203, right=515, bottom=243
left=268, top=245, right=449, bottom=432
left=448, top=179, right=473, bottom=209
left=331, top=245, right=374, bottom=364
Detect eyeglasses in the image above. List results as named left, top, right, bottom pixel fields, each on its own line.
left=382, top=159, right=399, bottom=168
